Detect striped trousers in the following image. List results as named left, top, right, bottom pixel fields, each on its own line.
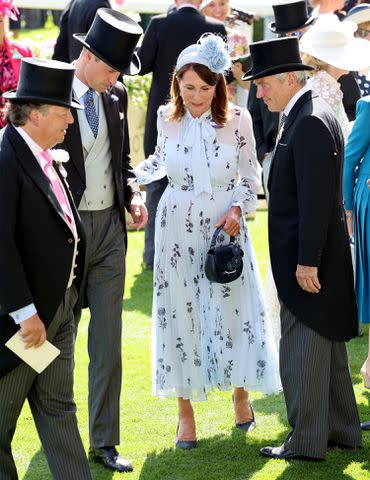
left=0, top=287, right=92, bottom=480
left=280, top=302, right=362, bottom=459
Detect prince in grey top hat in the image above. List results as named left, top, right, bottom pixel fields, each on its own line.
left=56, top=8, right=148, bottom=473
left=244, top=36, right=362, bottom=460
left=0, top=58, right=92, bottom=479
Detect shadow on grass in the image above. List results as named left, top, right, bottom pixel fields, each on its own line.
left=139, top=427, right=370, bottom=480
left=22, top=447, right=115, bottom=480
left=139, top=429, right=286, bottom=480
left=123, top=267, right=153, bottom=316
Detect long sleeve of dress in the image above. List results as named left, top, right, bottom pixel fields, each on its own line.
left=134, top=106, right=167, bottom=184
left=343, top=99, right=370, bottom=210
left=231, top=108, right=261, bottom=214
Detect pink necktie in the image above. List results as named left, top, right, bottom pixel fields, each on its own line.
left=40, top=150, right=74, bottom=226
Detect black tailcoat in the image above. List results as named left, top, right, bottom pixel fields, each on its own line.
left=268, top=90, right=358, bottom=341
left=137, top=7, right=227, bottom=156
left=57, top=82, right=139, bottom=235
left=52, top=0, right=110, bottom=63
left=0, top=125, right=86, bottom=377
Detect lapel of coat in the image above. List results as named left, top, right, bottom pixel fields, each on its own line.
left=268, top=90, right=313, bottom=190
left=64, top=103, right=86, bottom=183
left=102, top=90, right=120, bottom=175
left=7, top=125, right=68, bottom=225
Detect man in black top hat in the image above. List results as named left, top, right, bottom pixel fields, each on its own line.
left=56, top=8, right=147, bottom=473
left=52, top=0, right=110, bottom=63
left=0, top=58, right=92, bottom=479
left=248, top=0, right=315, bottom=197
left=244, top=37, right=361, bottom=460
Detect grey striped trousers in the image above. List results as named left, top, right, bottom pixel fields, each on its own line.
left=280, top=302, right=362, bottom=459
left=0, top=287, right=92, bottom=480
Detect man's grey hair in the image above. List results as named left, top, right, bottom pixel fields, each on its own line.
left=5, top=102, right=50, bottom=127
left=274, top=71, right=307, bottom=87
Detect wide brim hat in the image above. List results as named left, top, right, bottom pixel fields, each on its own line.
left=3, top=58, right=83, bottom=109
left=344, top=3, right=370, bottom=25
left=199, top=0, right=213, bottom=11
left=268, top=0, right=317, bottom=34
left=73, top=8, right=143, bottom=75
left=300, top=14, right=370, bottom=72
left=243, top=36, right=314, bottom=81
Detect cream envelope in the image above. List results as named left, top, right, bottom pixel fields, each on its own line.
left=5, top=331, right=60, bottom=374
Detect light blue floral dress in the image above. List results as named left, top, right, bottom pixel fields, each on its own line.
left=135, top=104, right=281, bottom=400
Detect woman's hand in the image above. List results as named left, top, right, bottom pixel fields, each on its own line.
left=345, top=210, right=353, bottom=238
left=215, top=206, right=241, bottom=236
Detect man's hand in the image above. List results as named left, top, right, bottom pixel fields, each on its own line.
left=127, top=195, right=148, bottom=229
left=19, top=313, right=46, bottom=348
left=215, top=206, right=241, bottom=236
left=296, top=264, right=321, bottom=293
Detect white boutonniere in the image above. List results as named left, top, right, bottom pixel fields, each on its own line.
left=50, top=149, right=69, bottom=179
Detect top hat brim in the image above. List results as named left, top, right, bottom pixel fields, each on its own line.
left=3, top=91, right=84, bottom=110
left=73, top=33, right=141, bottom=75
left=268, top=14, right=317, bottom=33
left=242, top=62, right=314, bottom=81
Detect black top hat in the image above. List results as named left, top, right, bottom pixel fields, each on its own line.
left=243, top=37, right=314, bottom=81
left=269, top=1, right=317, bottom=34
left=73, top=8, right=143, bottom=75
left=3, top=58, right=83, bottom=109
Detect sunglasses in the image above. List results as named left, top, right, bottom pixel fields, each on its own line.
left=356, top=28, right=370, bottom=38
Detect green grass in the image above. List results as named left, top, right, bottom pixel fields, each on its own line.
left=12, top=210, right=370, bottom=479
left=17, top=15, right=59, bottom=43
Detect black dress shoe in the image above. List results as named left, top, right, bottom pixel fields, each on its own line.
left=89, top=447, right=133, bottom=473
left=260, top=444, right=299, bottom=460
left=361, top=421, right=370, bottom=430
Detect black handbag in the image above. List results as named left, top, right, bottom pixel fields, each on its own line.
left=205, top=224, right=244, bottom=284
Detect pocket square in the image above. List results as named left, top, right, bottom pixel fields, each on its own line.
left=119, top=112, right=124, bottom=120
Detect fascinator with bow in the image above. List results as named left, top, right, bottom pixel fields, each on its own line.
left=176, top=33, right=231, bottom=74
left=0, top=0, right=19, bottom=21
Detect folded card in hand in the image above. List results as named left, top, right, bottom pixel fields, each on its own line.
left=5, top=332, right=60, bottom=374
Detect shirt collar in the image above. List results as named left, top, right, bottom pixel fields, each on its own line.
left=73, top=75, right=100, bottom=101
left=14, top=125, right=44, bottom=158
left=283, top=84, right=310, bottom=117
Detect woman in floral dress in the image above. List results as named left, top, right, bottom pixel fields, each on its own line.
left=135, top=35, right=281, bottom=449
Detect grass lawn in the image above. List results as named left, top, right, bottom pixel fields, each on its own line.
left=11, top=210, right=370, bottom=479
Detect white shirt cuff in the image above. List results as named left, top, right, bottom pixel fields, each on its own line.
left=9, top=303, right=37, bottom=324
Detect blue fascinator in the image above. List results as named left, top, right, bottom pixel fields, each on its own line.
left=176, top=33, right=231, bottom=74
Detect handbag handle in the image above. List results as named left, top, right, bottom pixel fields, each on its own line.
left=209, top=223, right=236, bottom=249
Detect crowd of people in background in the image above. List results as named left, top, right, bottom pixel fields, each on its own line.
left=1, top=0, right=370, bottom=477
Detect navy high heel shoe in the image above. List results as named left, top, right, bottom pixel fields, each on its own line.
left=175, top=423, right=197, bottom=450
left=232, top=394, right=256, bottom=432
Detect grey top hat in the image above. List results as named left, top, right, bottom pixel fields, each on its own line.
left=3, top=58, right=83, bottom=109
left=73, top=8, right=143, bottom=75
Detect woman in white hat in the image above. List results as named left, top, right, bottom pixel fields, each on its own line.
left=345, top=3, right=370, bottom=96
left=135, top=34, right=281, bottom=449
left=200, top=0, right=250, bottom=106
left=300, top=14, right=370, bottom=139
